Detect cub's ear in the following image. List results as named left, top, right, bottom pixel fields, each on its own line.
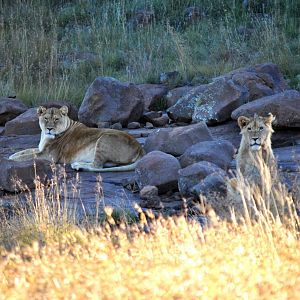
left=60, top=105, right=68, bottom=116
left=264, top=113, right=276, bottom=126
left=37, top=106, right=46, bottom=116
left=237, top=116, right=250, bottom=129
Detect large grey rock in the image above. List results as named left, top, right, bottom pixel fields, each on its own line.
left=231, top=90, right=300, bottom=127
left=0, top=159, right=51, bottom=192
left=144, top=122, right=213, bottom=156
left=192, top=78, right=249, bottom=124
left=4, top=108, right=40, bottom=136
left=78, top=77, right=144, bottom=127
left=167, top=84, right=208, bottom=123
left=178, top=161, right=225, bottom=196
left=135, top=151, right=181, bottom=193
left=179, top=140, right=235, bottom=170
left=165, top=86, right=195, bottom=108
left=137, top=84, right=168, bottom=111
left=191, top=173, right=227, bottom=198
left=0, top=98, right=27, bottom=125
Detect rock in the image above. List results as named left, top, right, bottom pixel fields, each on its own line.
left=231, top=90, right=300, bottom=127
left=135, top=151, right=181, bottom=193
left=144, top=122, right=213, bottom=156
left=139, top=185, right=162, bottom=209
left=0, top=127, right=4, bottom=135
left=145, top=122, right=154, bottom=129
left=192, top=78, right=249, bottom=124
left=167, top=84, right=208, bottom=123
left=127, top=122, right=141, bottom=129
left=179, top=140, right=235, bottom=170
left=191, top=173, right=227, bottom=198
left=178, top=161, right=225, bottom=196
left=160, top=71, right=181, bottom=87
left=78, top=77, right=144, bottom=127
left=137, top=84, right=168, bottom=111
left=43, top=101, right=78, bottom=121
left=165, top=86, right=195, bottom=108
left=97, top=122, right=110, bottom=128
left=0, top=159, right=52, bottom=192
left=111, top=122, right=123, bottom=130
left=142, top=111, right=162, bottom=122
left=126, top=9, right=155, bottom=29
left=151, top=115, right=169, bottom=127
left=4, top=108, right=40, bottom=136
left=0, top=97, right=27, bottom=125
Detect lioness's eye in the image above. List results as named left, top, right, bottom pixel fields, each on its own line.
left=54, top=118, right=59, bottom=122
left=44, top=118, right=48, bottom=121
left=247, top=127, right=251, bottom=131
left=259, top=126, right=264, bottom=131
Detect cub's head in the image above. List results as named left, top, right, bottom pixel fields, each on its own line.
left=37, top=106, right=69, bottom=138
left=238, top=113, right=275, bottom=151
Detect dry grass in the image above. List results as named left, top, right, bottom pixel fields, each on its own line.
left=0, top=163, right=300, bottom=299
left=1, top=214, right=300, bottom=299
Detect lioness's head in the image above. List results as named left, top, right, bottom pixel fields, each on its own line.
left=238, top=113, right=275, bottom=151
left=37, top=106, right=69, bottom=138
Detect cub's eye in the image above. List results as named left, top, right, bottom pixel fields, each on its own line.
left=259, top=126, right=264, bottom=131
left=247, top=127, right=251, bottom=131
left=44, top=118, right=48, bottom=122
left=54, top=118, right=59, bottom=122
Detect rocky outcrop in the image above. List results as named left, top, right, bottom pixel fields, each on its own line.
left=192, top=78, right=249, bottom=124
left=135, top=151, right=181, bottom=193
left=0, top=98, right=27, bottom=125
left=231, top=90, right=300, bottom=127
left=165, top=86, right=194, bottom=108
left=0, top=158, right=51, bottom=192
left=179, top=140, right=235, bottom=170
left=144, top=122, right=213, bottom=156
left=167, top=84, right=208, bottom=122
left=139, top=185, right=162, bottom=209
left=178, top=161, right=225, bottom=196
left=78, top=77, right=144, bottom=127
left=4, top=108, right=40, bottom=136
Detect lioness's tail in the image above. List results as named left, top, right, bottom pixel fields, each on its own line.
left=71, top=161, right=140, bottom=172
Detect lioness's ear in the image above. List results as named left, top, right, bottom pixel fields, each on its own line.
left=264, top=113, right=275, bottom=126
left=238, top=116, right=250, bottom=129
left=37, top=106, right=46, bottom=116
left=60, top=105, right=68, bottom=116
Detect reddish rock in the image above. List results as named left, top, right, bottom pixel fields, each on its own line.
left=4, top=108, right=40, bottom=136
left=231, top=90, right=300, bottom=127
left=78, top=77, right=144, bottom=127
left=0, top=97, right=27, bottom=125
left=144, top=122, right=213, bottom=156
left=135, top=151, right=181, bottom=193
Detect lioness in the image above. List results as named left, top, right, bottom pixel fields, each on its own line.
left=9, top=106, right=145, bottom=172
left=235, top=113, right=276, bottom=195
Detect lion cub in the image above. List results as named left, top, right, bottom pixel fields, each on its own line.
left=9, top=106, right=145, bottom=172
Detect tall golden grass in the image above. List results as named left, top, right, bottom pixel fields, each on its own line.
left=0, top=162, right=300, bottom=299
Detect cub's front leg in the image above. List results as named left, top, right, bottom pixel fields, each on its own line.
left=9, top=148, right=42, bottom=161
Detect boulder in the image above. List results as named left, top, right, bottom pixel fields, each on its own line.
left=165, top=86, right=195, bottom=108
left=0, top=97, right=27, bottom=125
left=144, top=122, right=213, bottom=156
left=78, top=77, right=144, bottom=127
left=137, top=84, right=168, bottom=111
left=191, top=173, right=227, bottom=198
left=167, top=84, right=208, bottom=123
left=4, top=108, right=40, bottom=136
left=231, top=90, right=300, bottom=127
left=178, top=161, right=225, bottom=196
left=179, top=140, right=235, bottom=170
left=135, top=151, right=181, bottom=193
left=127, top=122, right=141, bottom=129
left=111, top=122, right=122, bottom=130
left=139, top=185, right=162, bottom=209
left=0, top=159, right=51, bottom=192
left=151, top=115, right=169, bottom=127
left=192, top=78, right=249, bottom=124
left=142, top=111, right=162, bottom=122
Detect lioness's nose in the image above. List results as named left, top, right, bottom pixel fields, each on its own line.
left=252, top=137, right=259, bottom=142
left=47, top=127, right=53, bottom=131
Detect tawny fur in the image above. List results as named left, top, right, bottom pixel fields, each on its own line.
left=9, top=106, right=145, bottom=172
